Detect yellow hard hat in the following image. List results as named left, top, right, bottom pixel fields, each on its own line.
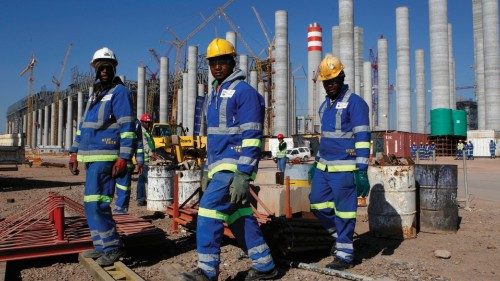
left=318, top=54, right=344, bottom=81
left=206, top=38, right=236, bottom=59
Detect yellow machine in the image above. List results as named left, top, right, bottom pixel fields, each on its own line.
left=150, top=123, right=207, bottom=165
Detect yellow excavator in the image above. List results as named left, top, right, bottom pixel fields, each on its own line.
left=150, top=123, right=207, bottom=165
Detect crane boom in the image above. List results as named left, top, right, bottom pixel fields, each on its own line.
left=19, top=54, right=37, bottom=147
left=218, top=9, right=257, bottom=58
left=251, top=6, right=272, bottom=48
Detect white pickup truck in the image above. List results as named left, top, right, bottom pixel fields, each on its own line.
left=0, top=133, right=25, bottom=171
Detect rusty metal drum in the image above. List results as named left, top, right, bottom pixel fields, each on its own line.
left=415, top=164, right=458, bottom=233
left=367, top=165, right=417, bottom=239
left=147, top=164, right=174, bottom=211
left=177, top=169, right=201, bottom=206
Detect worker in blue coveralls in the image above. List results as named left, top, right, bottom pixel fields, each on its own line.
left=309, top=55, right=371, bottom=270
left=466, top=140, right=474, bottom=160
left=411, top=142, right=418, bottom=160
left=68, top=47, right=134, bottom=266
left=180, top=38, right=277, bottom=281
left=113, top=118, right=144, bottom=214
left=430, top=142, right=436, bottom=159
left=490, top=140, right=496, bottom=159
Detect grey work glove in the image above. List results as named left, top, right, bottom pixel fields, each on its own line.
left=229, top=171, right=251, bottom=205
left=201, top=170, right=209, bottom=192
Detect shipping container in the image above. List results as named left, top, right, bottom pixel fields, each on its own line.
left=371, top=131, right=429, bottom=158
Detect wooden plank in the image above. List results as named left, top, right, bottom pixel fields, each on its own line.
left=78, top=253, right=115, bottom=281
left=115, top=262, right=145, bottom=281
left=162, top=263, right=188, bottom=281
left=0, top=261, right=6, bottom=281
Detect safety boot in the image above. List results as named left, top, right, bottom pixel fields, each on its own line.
left=95, top=248, right=125, bottom=266
left=244, top=267, right=278, bottom=281
left=325, top=258, right=353, bottom=271
left=81, top=249, right=103, bottom=259
left=179, top=268, right=210, bottom=281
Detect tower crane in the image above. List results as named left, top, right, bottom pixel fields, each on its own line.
left=19, top=54, right=37, bottom=147
left=51, top=43, right=73, bottom=145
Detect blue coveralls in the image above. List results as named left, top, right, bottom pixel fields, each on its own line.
left=419, top=144, right=427, bottom=160
left=114, top=119, right=144, bottom=212
left=466, top=142, right=474, bottom=160
left=310, top=85, right=370, bottom=264
left=490, top=141, right=496, bottom=159
left=70, top=79, right=135, bottom=253
left=197, top=70, right=275, bottom=280
left=410, top=144, right=418, bottom=159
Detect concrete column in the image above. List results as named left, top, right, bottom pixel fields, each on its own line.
left=308, top=23, right=323, bottom=129
left=208, top=70, right=214, bottom=97
left=448, top=23, right=456, bottom=109
left=198, top=83, right=206, bottom=136
left=177, top=88, right=183, bottom=126
left=274, top=10, right=289, bottom=136
left=36, top=109, right=42, bottom=147
left=31, top=110, right=36, bottom=148
left=182, top=72, right=188, bottom=130
left=483, top=0, right=500, bottom=130
left=354, top=26, right=364, bottom=95
left=250, top=70, right=258, bottom=89
left=65, top=95, right=73, bottom=150
left=257, top=82, right=264, bottom=96
left=472, top=0, right=486, bottom=129
left=57, top=98, right=63, bottom=146
left=43, top=105, right=49, bottom=146
left=137, top=66, right=146, bottom=119
left=239, top=55, right=248, bottom=79
left=50, top=102, right=56, bottom=145
left=378, top=38, right=389, bottom=130
left=225, top=31, right=237, bottom=51
left=187, top=46, right=198, bottom=135
left=416, top=49, right=426, bottom=133
left=363, top=61, right=372, bottom=129
left=339, top=0, right=354, bottom=87
left=22, top=114, right=27, bottom=135
left=332, top=26, right=340, bottom=57
left=159, top=57, right=169, bottom=123
left=396, top=7, right=411, bottom=132
left=77, top=91, right=83, bottom=128
left=429, top=0, right=450, bottom=109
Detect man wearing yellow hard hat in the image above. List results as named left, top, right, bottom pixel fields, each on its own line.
left=309, top=54, right=370, bottom=270
left=180, top=38, right=277, bottom=281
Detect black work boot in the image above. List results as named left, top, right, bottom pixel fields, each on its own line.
left=244, top=267, right=278, bottom=281
left=81, top=249, right=103, bottom=259
left=95, top=248, right=125, bottom=266
left=179, top=268, right=210, bottom=281
left=325, top=258, right=353, bottom=271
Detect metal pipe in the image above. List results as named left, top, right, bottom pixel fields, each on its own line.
left=171, top=174, right=179, bottom=233
left=291, top=262, right=374, bottom=281
left=285, top=176, right=291, bottom=219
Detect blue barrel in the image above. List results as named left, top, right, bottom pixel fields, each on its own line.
left=415, top=164, right=458, bottom=233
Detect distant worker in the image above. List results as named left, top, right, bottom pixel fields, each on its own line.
left=136, top=113, right=156, bottom=206
left=181, top=38, right=277, bottom=281
left=113, top=118, right=144, bottom=214
left=419, top=142, right=426, bottom=160
left=69, top=47, right=133, bottom=266
left=456, top=140, right=464, bottom=160
left=430, top=142, right=436, bottom=159
left=309, top=55, right=370, bottom=270
left=490, top=140, right=496, bottom=159
left=276, top=133, right=287, bottom=172
left=466, top=140, right=474, bottom=160
left=410, top=142, right=418, bottom=159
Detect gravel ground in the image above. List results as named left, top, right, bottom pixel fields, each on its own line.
left=1, top=155, right=499, bottom=280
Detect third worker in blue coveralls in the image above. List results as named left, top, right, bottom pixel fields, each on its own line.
left=181, top=38, right=277, bottom=281
left=309, top=55, right=370, bottom=270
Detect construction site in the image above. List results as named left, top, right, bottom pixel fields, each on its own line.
left=1, top=0, right=500, bottom=280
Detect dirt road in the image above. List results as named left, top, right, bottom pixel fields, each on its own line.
left=1, top=155, right=499, bottom=280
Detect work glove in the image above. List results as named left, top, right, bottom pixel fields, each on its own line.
left=200, top=170, right=210, bottom=192
left=308, top=162, right=317, bottom=182
left=68, top=153, right=79, bottom=176
left=354, top=170, right=370, bottom=197
left=112, top=158, right=128, bottom=178
left=229, top=171, right=251, bottom=205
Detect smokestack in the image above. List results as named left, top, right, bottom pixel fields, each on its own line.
left=339, top=0, right=355, bottom=87
left=429, top=0, right=450, bottom=109
left=274, top=10, right=289, bottom=136
left=396, top=7, right=411, bottom=132
left=378, top=37, right=389, bottom=130
left=415, top=49, right=426, bottom=133
left=332, top=26, right=340, bottom=57
left=307, top=22, right=322, bottom=130
left=354, top=27, right=364, bottom=95
left=482, top=0, right=500, bottom=130
left=472, top=0, right=486, bottom=129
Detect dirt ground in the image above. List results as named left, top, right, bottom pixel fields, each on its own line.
left=1, top=155, right=499, bottom=281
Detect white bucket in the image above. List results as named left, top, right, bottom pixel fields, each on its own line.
left=177, top=169, right=201, bottom=206
left=147, top=165, right=174, bottom=211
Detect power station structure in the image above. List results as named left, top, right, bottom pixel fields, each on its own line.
left=5, top=0, right=500, bottom=155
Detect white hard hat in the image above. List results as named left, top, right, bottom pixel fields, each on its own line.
left=91, top=47, right=118, bottom=68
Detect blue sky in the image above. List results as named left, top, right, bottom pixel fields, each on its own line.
left=0, top=0, right=476, bottom=133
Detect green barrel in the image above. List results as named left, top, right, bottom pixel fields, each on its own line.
left=452, top=110, right=467, bottom=137
left=430, top=108, right=453, bottom=136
